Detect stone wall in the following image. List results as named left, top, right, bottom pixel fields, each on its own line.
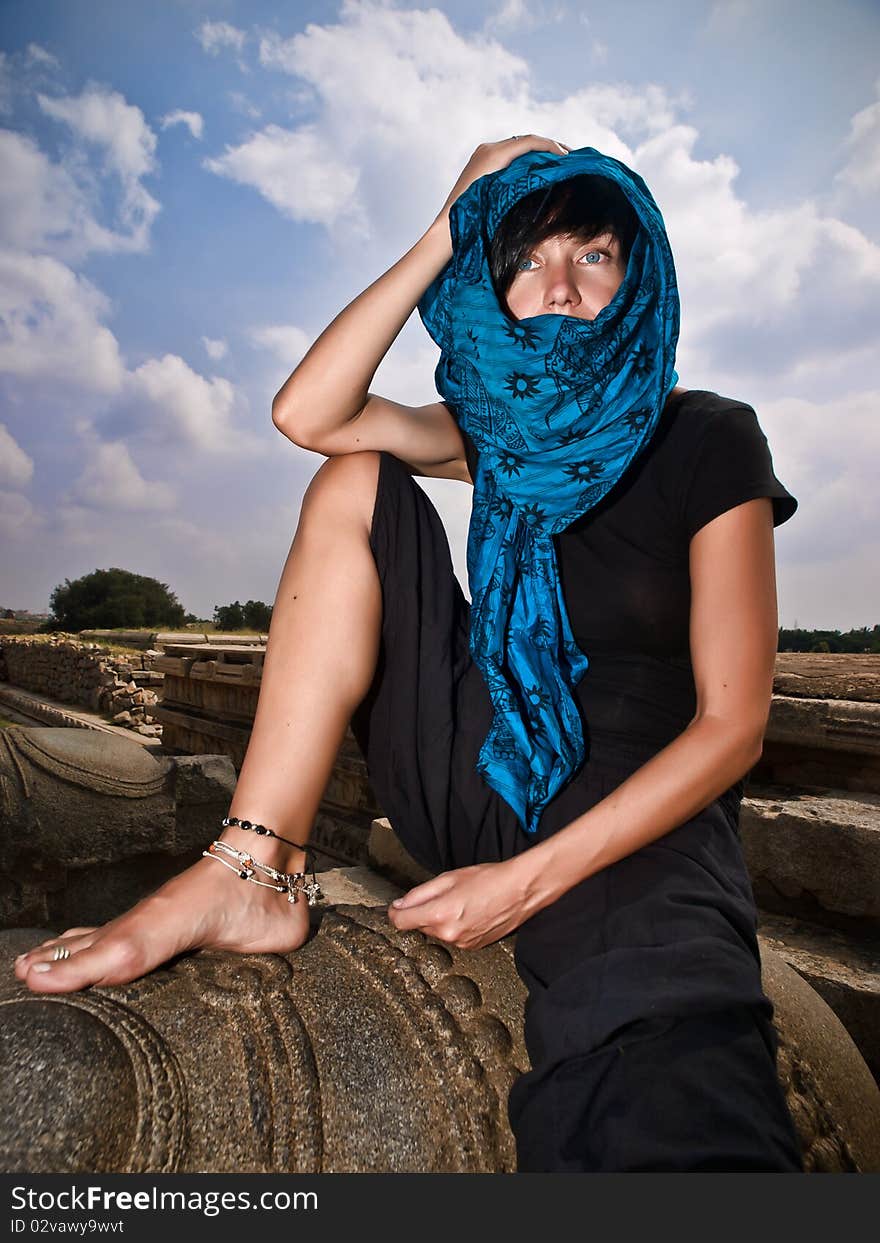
left=0, top=635, right=163, bottom=737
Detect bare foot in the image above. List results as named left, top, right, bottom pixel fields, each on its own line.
left=11, top=853, right=314, bottom=994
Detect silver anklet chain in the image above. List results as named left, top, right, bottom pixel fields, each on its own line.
left=219, top=814, right=323, bottom=904
left=202, top=838, right=324, bottom=907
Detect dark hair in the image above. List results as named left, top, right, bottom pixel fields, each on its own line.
left=488, top=173, right=641, bottom=314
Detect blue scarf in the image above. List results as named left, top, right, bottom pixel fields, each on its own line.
left=417, top=145, right=680, bottom=835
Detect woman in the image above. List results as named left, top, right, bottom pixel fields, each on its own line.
left=13, top=136, right=803, bottom=1172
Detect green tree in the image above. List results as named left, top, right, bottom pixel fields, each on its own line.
left=48, top=568, right=187, bottom=631
left=213, top=600, right=245, bottom=630
left=213, top=599, right=273, bottom=631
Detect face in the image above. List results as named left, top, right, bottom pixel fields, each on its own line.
left=504, top=230, right=627, bottom=322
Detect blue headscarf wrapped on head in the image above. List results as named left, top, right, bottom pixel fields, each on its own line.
left=417, top=145, right=680, bottom=835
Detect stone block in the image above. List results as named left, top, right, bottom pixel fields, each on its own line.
left=368, top=817, right=434, bottom=888
left=741, top=789, right=880, bottom=925
left=758, top=912, right=879, bottom=1085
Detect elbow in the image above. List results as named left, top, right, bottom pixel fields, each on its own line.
left=691, top=710, right=766, bottom=771
left=738, top=722, right=767, bottom=773
left=272, top=399, right=311, bottom=449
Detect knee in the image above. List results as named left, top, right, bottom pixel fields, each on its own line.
left=301, top=450, right=383, bottom=528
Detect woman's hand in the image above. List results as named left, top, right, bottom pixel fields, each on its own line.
left=386, top=856, right=540, bottom=950
left=436, top=134, right=571, bottom=225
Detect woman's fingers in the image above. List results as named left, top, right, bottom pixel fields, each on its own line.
left=440, top=135, right=572, bottom=219
left=506, top=133, right=571, bottom=154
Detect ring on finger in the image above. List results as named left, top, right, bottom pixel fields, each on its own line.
left=51, top=944, right=72, bottom=961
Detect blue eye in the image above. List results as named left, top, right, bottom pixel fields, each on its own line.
left=518, top=257, right=536, bottom=271
left=582, top=250, right=602, bottom=264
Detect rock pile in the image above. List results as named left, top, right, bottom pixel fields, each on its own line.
left=0, top=634, right=164, bottom=737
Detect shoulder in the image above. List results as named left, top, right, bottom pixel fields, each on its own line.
left=664, top=388, right=763, bottom=443
left=665, top=389, right=798, bottom=537
left=660, top=388, right=776, bottom=475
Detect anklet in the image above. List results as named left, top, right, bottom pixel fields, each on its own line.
left=220, top=814, right=322, bottom=897
left=202, top=840, right=324, bottom=906
left=222, top=815, right=306, bottom=851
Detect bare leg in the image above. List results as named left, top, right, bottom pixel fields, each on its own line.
left=14, top=451, right=385, bottom=993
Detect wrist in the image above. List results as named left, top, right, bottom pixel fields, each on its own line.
left=423, top=210, right=452, bottom=263
left=508, top=841, right=561, bottom=919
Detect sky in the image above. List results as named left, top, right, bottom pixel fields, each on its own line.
left=0, top=0, right=878, bottom=629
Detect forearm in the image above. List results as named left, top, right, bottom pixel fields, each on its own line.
left=272, top=213, right=453, bottom=439
left=514, top=715, right=763, bottom=915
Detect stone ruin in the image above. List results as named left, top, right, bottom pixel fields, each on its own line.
left=0, top=642, right=878, bottom=1172
left=0, top=634, right=164, bottom=738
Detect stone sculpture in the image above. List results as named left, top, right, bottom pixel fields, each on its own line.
left=2, top=726, right=879, bottom=1174
left=1, top=873, right=879, bottom=1173
left=0, top=726, right=236, bottom=929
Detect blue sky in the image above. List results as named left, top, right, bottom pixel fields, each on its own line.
left=1, top=0, right=878, bottom=629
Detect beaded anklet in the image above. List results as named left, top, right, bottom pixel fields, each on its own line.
left=213, top=814, right=324, bottom=907
left=202, top=839, right=324, bottom=906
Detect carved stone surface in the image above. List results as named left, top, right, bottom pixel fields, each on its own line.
left=0, top=900, right=526, bottom=1173
left=761, top=947, right=880, bottom=1173
left=757, top=912, right=879, bottom=1087
left=1, top=873, right=878, bottom=1174
left=766, top=695, right=880, bottom=757
left=0, top=727, right=235, bottom=929
left=772, top=653, right=880, bottom=705
left=740, top=789, right=880, bottom=925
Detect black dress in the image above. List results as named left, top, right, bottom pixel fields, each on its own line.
left=349, top=389, right=804, bottom=1172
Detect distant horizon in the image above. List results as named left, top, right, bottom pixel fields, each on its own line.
left=1, top=0, right=878, bottom=629
left=3, top=609, right=878, bottom=642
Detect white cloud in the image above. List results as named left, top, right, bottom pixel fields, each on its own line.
left=0, top=129, right=111, bottom=258
left=704, top=0, right=764, bottom=34
left=753, top=389, right=879, bottom=564
left=0, top=71, right=259, bottom=459
left=68, top=439, right=176, bottom=512
left=202, top=336, right=228, bottom=361
left=0, top=246, right=264, bottom=459
left=228, top=91, right=262, bottom=120
left=127, top=353, right=266, bottom=458
left=631, top=123, right=880, bottom=376
left=0, top=423, right=34, bottom=488
left=0, top=248, right=125, bottom=393
left=1, top=0, right=875, bottom=627
left=370, top=336, right=447, bottom=407
left=202, top=122, right=364, bottom=232
left=0, top=52, right=11, bottom=116
left=196, top=19, right=250, bottom=75
left=37, top=82, right=157, bottom=180
left=205, top=0, right=877, bottom=384
left=36, top=84, right=161, bottom=249
left=249, top=323, right=312, bottom=368
left=203, top=0, right=679, bottom=252
left=483, top=0, right=567, bottom=32
left=196, top=21, right=247, bottom=56
left=835, top=77, right=880, bottom=196
left=160, top=109, right=204, bottom=140
left=0, top=488, right=43, bottom=539
left=25, top=44, right=61, bottom=70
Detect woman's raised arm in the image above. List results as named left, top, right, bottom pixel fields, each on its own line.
left=271, top=135, right=570, bottom=447
left=271, top=216, right=453, bottom=444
